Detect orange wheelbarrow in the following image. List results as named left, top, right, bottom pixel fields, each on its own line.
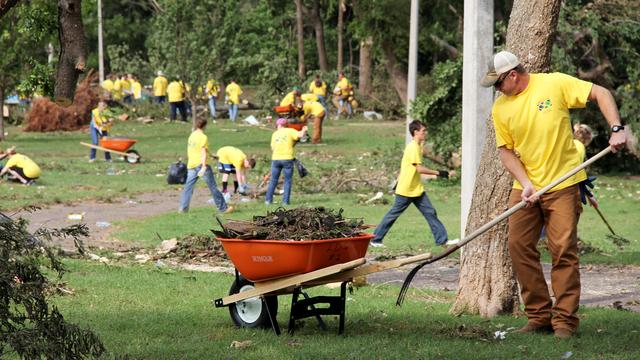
left=80, top=137, right=141, bottom=164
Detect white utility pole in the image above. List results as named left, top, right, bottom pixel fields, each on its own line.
left=98, top=0, right=105, bottom=84
left=405, top=0, right=419, bottom=144
left=461, top=0, right=494, bottom=236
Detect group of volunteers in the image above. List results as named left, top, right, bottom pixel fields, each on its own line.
left=101, top=73, right=144, bottom=104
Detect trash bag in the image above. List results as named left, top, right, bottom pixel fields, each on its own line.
left=167, top=160, right=187, bottom=184
left=295, top=158, right=309, bottom=178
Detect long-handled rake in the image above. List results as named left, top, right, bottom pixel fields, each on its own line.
left=396, top=146, right=614, bottom=306
left=587, top=197, right=631, bottom=248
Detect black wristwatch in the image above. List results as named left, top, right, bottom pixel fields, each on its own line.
left=611, top=125, right=625, bottom=133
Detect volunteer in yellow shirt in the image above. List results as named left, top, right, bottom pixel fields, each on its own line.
left=0, top=147, right=41, bottom=185
left=265, top=118, right=307, bottom=205
left=370, top=120, right=452, bottom=248
left=216, top=146, right=256, bottom=195
left=131, top=75, right=142, bottom=101
left=167, top=79, right=187, bottom=122
left=225, top=80, right=243, bottom=122
left=302, top=100, right=326, bottom=144
left=178, top=118, right=232, bottom=214
left=332, top=72, right=353, bottom=116
left=309, top=74, right=328, bottom=113
left=279, top=87, right=301, bottom=107
left=122, top=74, right=133, bottom=103
left=153, top=71, right=168, bottom=103
left=481, top=50, right=626, bottom=338
left=89, top=100, right=113, bottom=162
left=206, top=79, right=219, bottom=120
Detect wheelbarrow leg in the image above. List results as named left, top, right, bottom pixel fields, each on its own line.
left=263, top=296, right=281, bottom=336
left=301, top=291, right=327, bottom=331
left=288, top=283, right=349, bottom=335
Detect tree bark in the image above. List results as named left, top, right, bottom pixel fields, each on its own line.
left=450, top=0, right=562, bottom=316
left=358, top=36, right=373, bottom=96
left=307, top=0, right=328, bottom=72
left=294, top=0, right=305, bottom=79
left=381, top=40, right=408, bottom=104
left=0, top=0, right=20, bottom=19
left=337, top=0, right=344, bottom=71
left=54, top=0, right=86, bottom=103
left=0, top=86, right=5, bottom=141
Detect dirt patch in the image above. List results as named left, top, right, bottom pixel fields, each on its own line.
left=16, top=190, right=640, bottom=312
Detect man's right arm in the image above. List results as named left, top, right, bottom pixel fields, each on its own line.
left=498, top=146, right=538, bottom=205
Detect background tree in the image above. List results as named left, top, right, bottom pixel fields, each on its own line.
left=54, top=0, right=86, bottom=102
left=450, top=0, right=562, bottom=316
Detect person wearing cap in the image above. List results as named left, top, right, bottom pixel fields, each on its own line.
left=481, top=50, right=627, bottom=339
left=89, top=99, right=114, bottom=163
left=153, top=71, right=168, bottom=103
left=370, top=120, right=453, bottom=248
left=216, top=146, right=256, bottom=196
left=0, top=147, right=41, bottom=185
left=280, top=86, right=302, bottom=107
left=179, top=118, right=233, bottom=214
left=265, top=118, right=307, bottom=205
left=225, top=80, right=243, bottom=122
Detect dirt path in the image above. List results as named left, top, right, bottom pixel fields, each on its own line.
left=17, top=191, right=640, bottom=312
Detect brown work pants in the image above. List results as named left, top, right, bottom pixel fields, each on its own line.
left=508, top=185, right=582, bottom=331
left=311, top=113, right=325, bottom=144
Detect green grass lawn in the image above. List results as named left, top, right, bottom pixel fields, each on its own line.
left=45, top=259, right=640, bottom=360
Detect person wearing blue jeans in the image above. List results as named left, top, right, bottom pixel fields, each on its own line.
left=371, top=120, right=454, bottom=248
left=89, top=100, right=112, bottom=162
left=178, top=118, right=233, bottom=214
left=265, top=118, right=307, bottom=205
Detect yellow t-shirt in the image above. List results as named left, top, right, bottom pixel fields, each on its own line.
left=225, top=83, right=242, bottom=104
left=91, top=107, right=111, bottom=132
left=153, top=76, right=168, bottom=96
left=120, top=79, right=132, bottom=95
left=574, top=139, right=586, bottom=162
left=112, top=79, right=123, bottom=100
left=132, top=81, right=142, bottom=99
left=216, top=146, right=246, bottom=169
left=493, top=73, right=591, bottom=192
left=336, top=77, right=352, bottom=95
left=167, top=81, right=185, bottom=102
left=280, top=91, right=296, bottom=107
left=303, top=101, right=325, bottom=117
left=301, top=93, right=318, bottom=102
left=271, top=128, right=300, bottom=161
left=186, top=129, right=208, bottom=169
left=206, top=80, right=219, bottom=97
left=395, top=140, right=424, bottom=197
left=6, top=154, right=41, bottom=179
left=309, top=81, right=327, bottom=97
left=102, top=79, right=114, bottom=92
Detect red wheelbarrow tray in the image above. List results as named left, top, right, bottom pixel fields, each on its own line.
left=99, top=137, right=137, bottom=152
left=218, top=233, right=374, bottom=282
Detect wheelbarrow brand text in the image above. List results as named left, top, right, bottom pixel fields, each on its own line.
left=251, top=255, right=274, bottom=262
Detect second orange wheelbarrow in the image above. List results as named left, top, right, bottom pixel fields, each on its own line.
left=80, top=137, right=141, bottom=164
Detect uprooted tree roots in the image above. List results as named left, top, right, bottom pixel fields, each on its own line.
left=214, top=207, right=368, bottom=241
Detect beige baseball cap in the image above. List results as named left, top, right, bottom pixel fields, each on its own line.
left=480, top=51, right=520, bottom=87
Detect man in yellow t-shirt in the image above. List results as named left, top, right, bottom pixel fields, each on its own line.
left=167, top=79, right=187, bottom=122
left=302, top=100, right=325, bottom=144
left=0, top=147, right=41, bottom=185
left=280, top=87, right=302, bottom=107
left=101, top=74, right=115, bottom=97
left=89, top=100, right=113, bottom=162
left=178, top=118, right=232, bottom=214
left=206, top=79, right=219, bottom=120
left=131, top=75, right=142, bottom=101
left=216, top=146, right=256, bottom=196
left=265, top=118, right=307, bottom=205
left=332, top=72, right=353, bottom=116
left=309, top=74, right=328, bottom=114
left=371, top=120, right=452, bottom=248
left=153, top=71, right=168, bottom=103
left=480, top=51, right=627, bottom=338
left=225, top=80, right=243, bottom=122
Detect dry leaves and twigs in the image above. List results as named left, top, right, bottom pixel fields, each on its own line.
left=213, top=207, right=370, bottom=241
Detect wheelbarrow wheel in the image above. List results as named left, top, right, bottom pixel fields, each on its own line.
left=229, top=276, right=278, bottom=329
left=125, top=150, right=141, bottom=164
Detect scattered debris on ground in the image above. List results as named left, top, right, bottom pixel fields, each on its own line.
left=213, top=207, right=370, bottom=241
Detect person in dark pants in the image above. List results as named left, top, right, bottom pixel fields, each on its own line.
left=371, top=120, right=454, bottom=248
left=167, top=78, right=187, bottom=122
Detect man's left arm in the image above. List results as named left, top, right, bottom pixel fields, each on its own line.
left=588, top=84, right=627, bottom=152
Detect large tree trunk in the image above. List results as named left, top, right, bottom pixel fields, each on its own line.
left=381, top=40, right=407, bottom=104
left=450, top=0, right=562, bottom=316
left=336, top=0, right=344, bottom=71
left=308, top=0, right=328, bottom=72
left=294, top=0, right=305, bottom=78
left=54, top=0, right=86, bottom=102
left=358, top=36, right=373, bottom=97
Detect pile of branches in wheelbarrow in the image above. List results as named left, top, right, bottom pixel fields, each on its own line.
left=214, top=207, right=370, bottom=241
